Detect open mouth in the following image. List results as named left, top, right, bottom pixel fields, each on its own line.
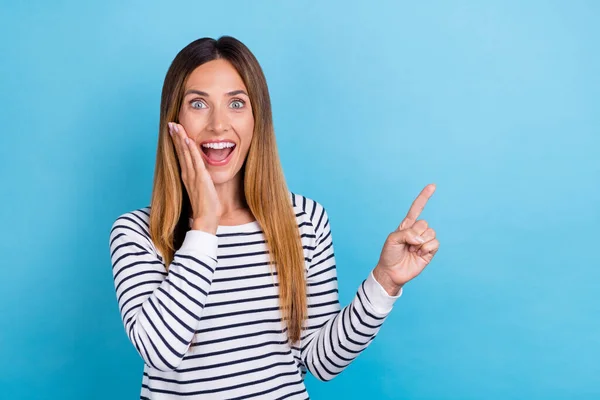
left=200, top=142, right=236, bottom=166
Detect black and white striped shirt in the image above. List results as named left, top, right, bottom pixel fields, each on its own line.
left=109, top=192, right=402, bottom=399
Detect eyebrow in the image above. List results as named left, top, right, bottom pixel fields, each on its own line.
left=184, top=89, right=248, bottom=97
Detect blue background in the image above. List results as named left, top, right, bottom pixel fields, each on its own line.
left=1, top=1, right=598, bottom=399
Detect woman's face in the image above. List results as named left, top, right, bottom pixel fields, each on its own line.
left=178, top=59, right=254, bottom=185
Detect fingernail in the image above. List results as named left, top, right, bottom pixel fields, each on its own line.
left=173, top=124, right=179, bottom=133
left=417, top=250, right=422, bottom=256
left=415, top=236, right=425, bottom=243
left=185, top=138, right=189, bottom=145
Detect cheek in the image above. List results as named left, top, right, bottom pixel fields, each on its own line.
left=233, top=116, right=254, bottom=147
left=178, top=109, right=206, bottom=139
left=242, top=116, right=254, bottom=140
left=240, top=128, right=254, bottom=154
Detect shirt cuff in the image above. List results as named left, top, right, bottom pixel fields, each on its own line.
left=179, top=229, right=218, bottom=261
left=363, top=270, right=403, bottom=314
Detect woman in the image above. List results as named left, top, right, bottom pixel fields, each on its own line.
left=109, top=36, right=439, bottom=399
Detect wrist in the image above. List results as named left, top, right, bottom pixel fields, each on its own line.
left=191, top=217, right=218, bottom=235
left=372, top=266, right=403, bottom=296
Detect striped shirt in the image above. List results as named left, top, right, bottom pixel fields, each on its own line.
left=109, top=192, right=402, bottom=399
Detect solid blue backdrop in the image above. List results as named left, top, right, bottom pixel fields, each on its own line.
left=0, top=1, right=598, bottom=399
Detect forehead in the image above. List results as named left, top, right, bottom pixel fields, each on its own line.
left=185, top=59, right=247, bottom=92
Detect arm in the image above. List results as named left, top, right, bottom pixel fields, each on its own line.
left=299, top=206, right=402, bottom=381
left=109, top=213, right=218, bottom=371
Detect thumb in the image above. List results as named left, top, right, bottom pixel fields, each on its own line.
left=389, top=228, right=426, bottom=246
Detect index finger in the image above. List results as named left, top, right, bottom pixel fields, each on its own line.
left=398, top=183, right=436, bottom=230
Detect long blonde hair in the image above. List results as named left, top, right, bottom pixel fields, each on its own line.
left=148, top=36, right=306, bottom=343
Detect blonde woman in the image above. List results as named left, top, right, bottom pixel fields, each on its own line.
left=109, top=36, right=439, bottom=399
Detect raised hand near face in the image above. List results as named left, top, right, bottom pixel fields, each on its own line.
left=168, top=122, right=223, bottom=234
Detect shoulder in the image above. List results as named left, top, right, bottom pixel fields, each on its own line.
left=109, top=206, right=154, bottom=250
left=288, top=191, right=330, bottom=239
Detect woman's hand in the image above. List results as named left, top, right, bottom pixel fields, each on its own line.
left=169, top=122, right=222, bottom=234
left=373, top=184, right=440, bottom=295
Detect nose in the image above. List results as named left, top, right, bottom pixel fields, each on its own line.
left=206, top=104, right=230, bottom=134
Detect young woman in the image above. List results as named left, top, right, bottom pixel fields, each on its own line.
left=109, top=36, right=439, bottom=399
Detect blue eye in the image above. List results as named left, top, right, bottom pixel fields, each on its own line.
left=190, top=100, right=206, bottom=109
left=230, top=99, right=245, bottom=109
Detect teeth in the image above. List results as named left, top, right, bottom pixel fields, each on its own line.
left=201, top=142, right=235, bottom=150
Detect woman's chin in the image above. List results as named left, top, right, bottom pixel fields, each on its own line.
left=206, top=155, right=246, bottom=186
left=208, top=169, right=239, bottom=185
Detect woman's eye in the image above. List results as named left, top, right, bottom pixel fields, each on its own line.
left=191, top=100, right=206, bottom=109
left=230, top=99, right=245, bottom=109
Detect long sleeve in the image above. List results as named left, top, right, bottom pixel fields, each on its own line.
left=299, top=205, right=402, bottom=381
left=109, top=212, right=218, bottom=372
